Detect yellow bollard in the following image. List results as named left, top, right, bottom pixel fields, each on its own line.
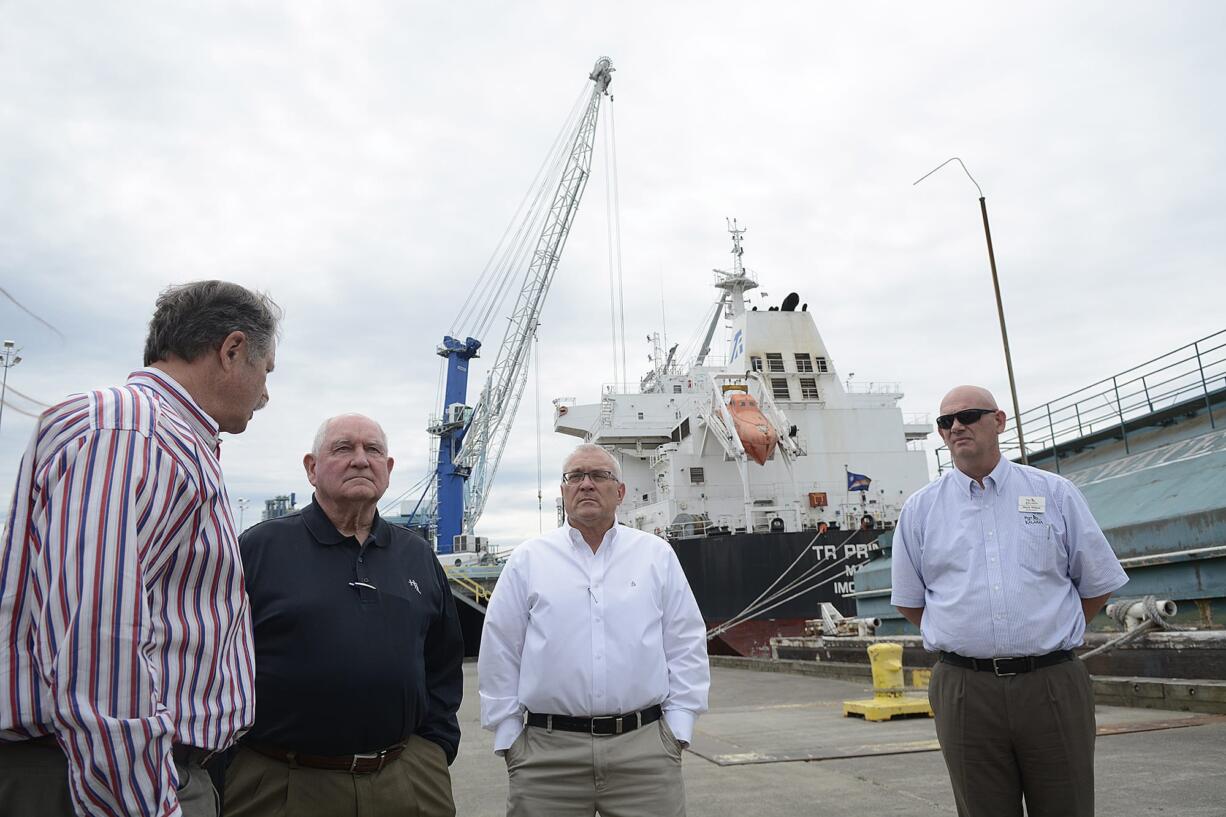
left=867, top=642, right=905, bottom=699
left=843, top=643, right=934, bottom=722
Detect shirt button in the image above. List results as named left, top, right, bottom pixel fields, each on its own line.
left=993, top=584, right=1000, bottom=590
left=990, top=556, right=996, bottom=563
left=987, top=531, right=994, bottom=537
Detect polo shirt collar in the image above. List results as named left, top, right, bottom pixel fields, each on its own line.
left=128, top=368, right=221, bottom=452
left=302, top=496, right=391, bottom=547
left=951, top=454, right=1012, bottom=496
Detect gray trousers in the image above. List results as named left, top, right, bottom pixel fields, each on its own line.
left=0, top=737, right=218, bottom=817
left=505, top=718, right=686, bottom=817
left=929, top=657, right=1097, bottom=817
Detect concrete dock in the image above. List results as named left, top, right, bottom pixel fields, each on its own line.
left=450, top=663, right=1226, bottom=816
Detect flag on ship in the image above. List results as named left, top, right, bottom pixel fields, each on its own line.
left=846, top=471, right=872, bottom=491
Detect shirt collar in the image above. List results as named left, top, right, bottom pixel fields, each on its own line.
left=564, top=520, right=618, bottom=552
left=951, top=454, right=1012, bottom=496
left=127, top=368, right=221, bottom=452
left=302, top=496, right=391, bottom=548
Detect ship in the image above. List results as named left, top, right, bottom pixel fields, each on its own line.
left=552, top=221, right=933, bottom=656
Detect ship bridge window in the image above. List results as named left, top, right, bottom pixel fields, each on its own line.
left=673, top=384, right=682, bottom=394
left=815, top=356, right=829, bottom=373
left=766, top=353, right=785, bottom=372
left=637, top=411, right=645, bottom=420
left=690, top=467, right=705, bottom=484
left=800, top=377, right=819, bottom=399
left=750, top=356, right=763, bottom=372
left=771, top=377, right=791, bottom=400
left=795, top=353, right=813, bottom=372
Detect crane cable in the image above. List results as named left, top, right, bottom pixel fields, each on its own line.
left=534, top=329, right=543, bottom=533
left=602, top=98, right=628, bottom=388
left=610, top=100, right=628, bottom=389
left=451, top=81, right=590, bottom=341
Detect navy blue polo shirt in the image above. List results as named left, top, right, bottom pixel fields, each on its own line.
left=238, top=498, right=464, bottom=760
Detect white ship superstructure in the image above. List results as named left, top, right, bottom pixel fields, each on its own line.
left=554, top=223, right=931, bottom=538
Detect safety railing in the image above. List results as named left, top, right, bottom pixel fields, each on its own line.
left=936, top=329, right=1226, bottom=472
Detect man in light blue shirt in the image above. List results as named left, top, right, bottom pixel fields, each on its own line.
left=892, top=385, right=1127, bottom=817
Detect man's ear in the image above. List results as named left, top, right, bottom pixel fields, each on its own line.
left=385, top=456, right=395, bottom=478
left=218, top=331, right=248, bottom=372
left=303, top=452, right=318, bottom=486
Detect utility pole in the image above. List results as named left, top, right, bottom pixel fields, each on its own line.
left=0, top=340, right=23, bottom=433
left=914, top=159, right=1028, bottom=464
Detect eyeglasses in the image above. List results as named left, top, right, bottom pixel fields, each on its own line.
left=935, top=408, right=997, bottom=430
left=561, top=469, right=618, bottom=485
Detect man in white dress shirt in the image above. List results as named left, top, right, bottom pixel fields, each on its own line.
left=479, top=443, right=710, bottom=817
left=892, top=385, right=1128, bottom=817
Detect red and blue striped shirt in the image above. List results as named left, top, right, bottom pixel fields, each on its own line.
left=1, top=368, right=255, bottom=817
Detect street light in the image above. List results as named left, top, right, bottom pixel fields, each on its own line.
left=0, top=340, right=23, bottom=434
left=237, top=498, right=250, bottom=531
left=914, top=159, right=1028, bottom=464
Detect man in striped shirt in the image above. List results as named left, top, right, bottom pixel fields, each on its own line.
left=0, top=281, right=282, bottom=817
left=891, top=384, right=1128, bottom=817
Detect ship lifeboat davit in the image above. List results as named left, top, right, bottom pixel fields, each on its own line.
left=726, top=392, right=778, bottom=465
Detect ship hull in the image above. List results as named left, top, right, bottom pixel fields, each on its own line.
left=669, top=528, right=881, bottom=656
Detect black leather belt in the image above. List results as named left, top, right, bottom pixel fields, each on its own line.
left=940, top=650, right=1075, bottom=676
left=245, top=741, right=406, bottom=774
left=526, top=705, right=663, bottom=736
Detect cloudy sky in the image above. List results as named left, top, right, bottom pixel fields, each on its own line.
left=3, top=2, right=1224, bottom=545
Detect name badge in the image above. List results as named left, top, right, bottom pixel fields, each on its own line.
left=1018, top=496, right=1046, bottom=514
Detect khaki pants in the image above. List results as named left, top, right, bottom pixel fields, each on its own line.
left=929, top=657, right=1097, bottom=817
left=505, top=719, right=686, bottom=817
left=223, top=735, right=455, bottom=817
left=0, top=737, right=218, bottom=817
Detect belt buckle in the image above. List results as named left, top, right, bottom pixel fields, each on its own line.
left=590, top=716, right=618, bottom=736
left=349, top=750, right=384, bottom=773
left=992, top=657, right=1017, bottom=677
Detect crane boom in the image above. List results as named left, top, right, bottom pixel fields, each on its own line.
left=432, top=57, right=614, bottom=553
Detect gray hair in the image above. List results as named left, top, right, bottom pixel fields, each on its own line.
left=143, top=280, right=283, bottom=366
left=563, top=443, right=621, bottom=481
left=312, top=413, right=389, bottom=457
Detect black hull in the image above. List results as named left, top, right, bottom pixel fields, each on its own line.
left=668, top=528, right=881, bottom=622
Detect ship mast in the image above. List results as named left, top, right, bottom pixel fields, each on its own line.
left=712, top=218, right=758, bottom=318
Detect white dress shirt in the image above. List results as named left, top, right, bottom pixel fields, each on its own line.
left=478, top=522, right=710, bottom=752
left=891, top=456, right=1128, bottom=658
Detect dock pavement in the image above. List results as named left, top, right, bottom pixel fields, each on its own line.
left=450, top=662, right=1226, bottom=816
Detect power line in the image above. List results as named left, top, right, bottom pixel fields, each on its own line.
left=0, top=287, right=64, bottom=339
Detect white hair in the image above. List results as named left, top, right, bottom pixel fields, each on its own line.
left=562, top=443, right=621, bottom=481
left=311, top=413, right=389, bottom=456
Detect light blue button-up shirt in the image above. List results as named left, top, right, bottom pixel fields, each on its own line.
left=891, top=456, right=1128, bottom=658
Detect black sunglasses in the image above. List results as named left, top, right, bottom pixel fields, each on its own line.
left=935, top=408, right=997, bottom=430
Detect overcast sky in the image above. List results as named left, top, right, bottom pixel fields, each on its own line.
left=3, top=1, right=1224, bottom=545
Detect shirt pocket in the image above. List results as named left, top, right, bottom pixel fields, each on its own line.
left=1018, top=522, right=1055, bottom=574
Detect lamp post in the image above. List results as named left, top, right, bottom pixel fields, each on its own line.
left=914, top=159, right=1028, bottom=464
left=0, top=340, right=23, bottom=434
left=237, top=498, right=250, bottom=531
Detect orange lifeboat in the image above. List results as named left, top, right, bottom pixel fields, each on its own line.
left=726, top=392, right=778, bottom=465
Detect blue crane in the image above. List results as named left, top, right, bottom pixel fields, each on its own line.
left=430, top=57, right=615, bottom=554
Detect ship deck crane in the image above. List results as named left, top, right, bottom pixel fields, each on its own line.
left=430, top=57, right=615, bottom=554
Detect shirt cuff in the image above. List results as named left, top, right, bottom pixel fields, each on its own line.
left=662, top=708, right=696, bottom=744
left=493, top=716, right=524, bottom=754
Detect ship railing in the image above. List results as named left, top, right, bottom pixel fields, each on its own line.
left=845, top=381, right=902, bottom=395
left=903, top=412, right=930, bottom=425
left=936, top=329, right=1226, bottom=473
